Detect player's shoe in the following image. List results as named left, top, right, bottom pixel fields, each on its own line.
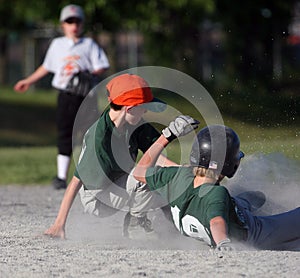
left=123, top=212, right=155, bottom=239
left=52, top=176, right=67, bottom=190
left=235, top=191, right=266, bottom=212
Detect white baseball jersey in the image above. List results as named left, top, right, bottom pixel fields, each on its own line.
left=43, top=36, right=110, bottom=90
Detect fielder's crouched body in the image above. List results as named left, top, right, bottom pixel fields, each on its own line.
left=44, top=74, right=176, bottom=239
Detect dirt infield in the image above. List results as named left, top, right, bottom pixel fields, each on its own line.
left=0, top=183, right=299, bottom=278
left=1, top=153, right=300, bottom=277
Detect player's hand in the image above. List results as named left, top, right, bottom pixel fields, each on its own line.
left=214, top=238, right=235, bottom=257
left=14, top=80, right=30, bottom=93
left=216, top=238, right=235, bottom=251
left=44, top=224, right=66, bottom=240
left=162, top=115, right=199, bottom=142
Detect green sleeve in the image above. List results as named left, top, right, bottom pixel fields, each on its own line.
left=146, top=166, right=193, bottom=203
left=146, top=166, right=184, bottom=190
left=205, top=186, right=232, bottom=225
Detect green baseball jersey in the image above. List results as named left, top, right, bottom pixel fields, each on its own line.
left=146, top=166, right=246, bottom=246
left=75, top=109, right=160, bottom=190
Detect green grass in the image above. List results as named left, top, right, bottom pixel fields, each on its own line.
left=0, top=147, right=56, bottom=184
left=0, top=87, right=66, bottom=184
left=0, top=86, right=299, bottom=185
left=1, top=134, right=298, bottom=185
left=0, top=147, right=76, bottom=185
left=0, top=87, right=57, bottom=146
left=222, top=117, right=299, bottom=160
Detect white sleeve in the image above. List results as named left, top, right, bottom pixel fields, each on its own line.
left=42, top=40, right=56, bottom=72
left=90, top=40, right=110, bottom=70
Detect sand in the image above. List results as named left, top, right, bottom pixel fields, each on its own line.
left=1, top=153, right=300, bottom=277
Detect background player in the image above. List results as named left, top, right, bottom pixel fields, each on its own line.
left=14, top=4, right=110, bottom=189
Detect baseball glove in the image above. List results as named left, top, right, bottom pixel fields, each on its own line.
left=66, top=71, right=95, bottom=97
left=162, top=115, right=200, bottom=142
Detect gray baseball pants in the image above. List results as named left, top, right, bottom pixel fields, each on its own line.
left=79, top=170, right=165, bottom=218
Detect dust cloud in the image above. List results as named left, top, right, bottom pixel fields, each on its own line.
left=225, top=152, right=300, bottom=215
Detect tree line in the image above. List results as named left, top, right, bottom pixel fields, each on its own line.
left=0, top=0, right=297, bottom=93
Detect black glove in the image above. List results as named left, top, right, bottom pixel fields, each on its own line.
left=162, top=115, right=199, bottom=142
left=66, top=71, right=95, bottom=97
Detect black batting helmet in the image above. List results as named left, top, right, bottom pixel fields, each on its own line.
left=190, top=125, right=244, bottom=178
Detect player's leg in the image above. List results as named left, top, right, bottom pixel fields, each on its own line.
left=54, top=92, right=84, bottom=189
left=252, top=207, right=300, bottom=250
left=124, top=172, right=156, bottom=238
left=79, top=172, right=133, bottom=218
left=78, top=185, right=120, bottom=217
left=234, top=191, right=266, bottom=212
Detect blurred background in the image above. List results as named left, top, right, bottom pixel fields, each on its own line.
left=0, top=0, right=299, bottom=184
left=1, top=1, right=300, bottom=90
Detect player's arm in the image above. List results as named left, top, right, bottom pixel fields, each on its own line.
left=90, top=42, right=109, bottom=76
left=156, top=153, right=179, bottom=167
left=210, top=216, right=229, bottom=245
left=134, top=135, right=170, bottom=183
left=134, top=115, right=199, bottom=183
left=14, top=65, right=49, bottom=93
left=44, top=176, right=82, bottom=239
left=207, top=187, right=235, bottom=250
left=210, top=216, right=235, bottom=251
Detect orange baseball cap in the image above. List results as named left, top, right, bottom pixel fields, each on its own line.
left=106, top=74, right=166, bottom=112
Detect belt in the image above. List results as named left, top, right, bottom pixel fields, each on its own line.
left=232, top=197, right=247, bottom=226
left=241, top=226, right=248, bottom=241
left=235, top=205, right=247, bottom=226
left=232, top=198, right=249, bottom=241
left=234, top=205, right=248, bottom=241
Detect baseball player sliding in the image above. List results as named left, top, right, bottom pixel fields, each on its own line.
left=133, top=116, right=300, bottom=251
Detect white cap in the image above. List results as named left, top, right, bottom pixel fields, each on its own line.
left=60, top=4, right=84, bottom=22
